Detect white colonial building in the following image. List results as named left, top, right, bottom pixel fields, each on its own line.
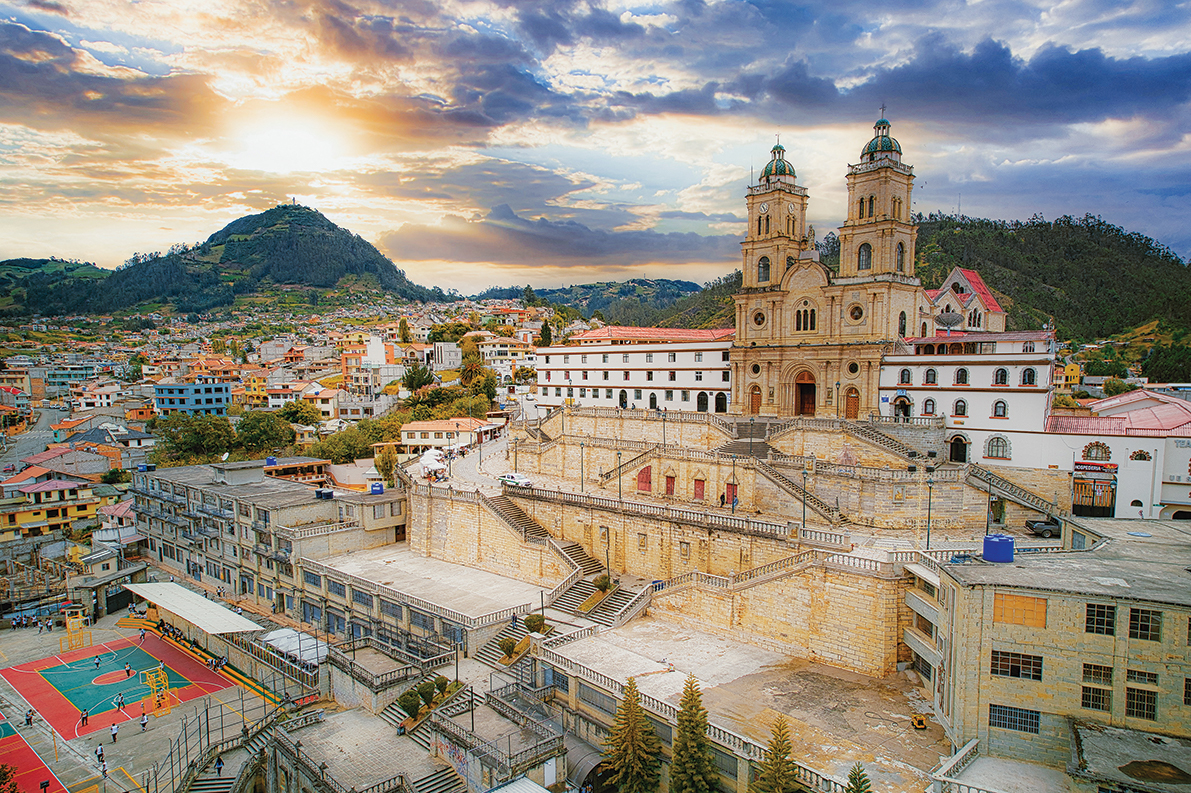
left=536, top=327, right=735, bottom=412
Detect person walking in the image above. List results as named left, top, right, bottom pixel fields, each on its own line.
left=110, top=723, right=118, bottom=743
left=24, top=710, right=33, bottom=727
left=95, top=744, right=104, bottom=763
left=116, top=693, right=125, bottom=709
left=94, top=655, right=101, bottom=670
left=140, top=628, right=146, bottom=643
left=140, top=713, right=148, bottom=732
left=37, top=619, right=43, bottom=635
left=80, top=709, right=89, bottom=726
left=214, top=757, right=224, bottom=777
left=100, top=760, right=108, bottom=779
left=124, top=663, right=132, bottom=678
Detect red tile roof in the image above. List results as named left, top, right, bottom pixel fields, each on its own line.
left=561, top=326, right=735, bottom=344
left=957, top=268, right=1004, bottom=313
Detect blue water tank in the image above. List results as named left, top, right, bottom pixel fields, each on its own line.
left=370, top=482, right=384, bottom=495
left=137, top=464, right=147, bottom=472
left=983, top=534, right=1015, bottom=563
left=266, top=456, right=278, bottom=467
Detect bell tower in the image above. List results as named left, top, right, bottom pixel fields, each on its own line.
left=741, top=143, right=809, bottom=289
left=838, top=116, right=916, bottom=278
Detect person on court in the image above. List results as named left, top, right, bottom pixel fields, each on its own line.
left=140, top=628, right=146, bottom=642
left=110, top=723, right=118, bottom=742
left=116, top=693, right=125, bottom=709
left=94, top=655, right=101, bottom=669
left=100, top=760, right=108, bottom=779
left=124, top=662, right=132, bottom=677
left=24, top=710, right=33, bottom=727
left=140, top=713, right=148, bottom=732
left=80, top=709, right=89, bottom=726
left=95, top=744, right=104, bottom=762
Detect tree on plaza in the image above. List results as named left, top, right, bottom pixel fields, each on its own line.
left=601, top=677, right=663, bottom=793
left=399, top=318, right=412, bottom=344
left=539, top=322, right=552, bottom=347
left=402, top=363, right=435, bottom=392
left=670, top=676, right=717, bottom=793
left=236, top=410, right=296, bottom=452
left=278, top=399, right=322, bottom=426
left=750, top=716, right=795, bottom=793
left=844, top=763, right=873, bottom=793
left=0, top=763, right=22, bottom=793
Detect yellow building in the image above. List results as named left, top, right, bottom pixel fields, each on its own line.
left=0, top=479, right=117, bottom=542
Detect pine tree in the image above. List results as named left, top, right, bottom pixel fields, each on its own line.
left=539, top=322, right=552, bottom=347
left=750, top=716, right=795, bottom=793
left=602, top=678, right=662, bottom=793
left=670, top=676, right=716, bottom=793
left=844, top=762, right=873, bottom=793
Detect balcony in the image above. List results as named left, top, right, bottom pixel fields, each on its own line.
left=904, top=589, right=939, bottom=624
left=902, top=624, right=940, bottom=667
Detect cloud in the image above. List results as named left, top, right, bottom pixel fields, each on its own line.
left=659, top=210, right=743, bottom=222
left=24, top=0, right=69, bottom=16
left=382, top=203, right=739, bottom=267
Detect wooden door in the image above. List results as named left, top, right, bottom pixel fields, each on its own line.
left=749, top=388, right=761, bottom=414
left=845, top=388, right=860, bottom=420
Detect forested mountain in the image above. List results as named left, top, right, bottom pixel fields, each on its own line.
left=476, top=278, right=701, bottom=322
left=2, top=204, right=445, bottom=315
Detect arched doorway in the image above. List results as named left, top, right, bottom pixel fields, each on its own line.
left=618, top=390, right=628, bottom=408
left=844, top=387, right=860, bottom=420
left=697, top=392, right=709, bottom=412
left=949, top=435, right=968, bottom=463
left=893, top=397, right=912, bottom=420
left=649, top=392, right=657, bottom=409
left=715, top=392, right=727, bottom=413
left=749, top=385, right=762, bottom=415
left=795, top=371, right=816, bottom=416
left=1172, top=510, right=1191, bottom=521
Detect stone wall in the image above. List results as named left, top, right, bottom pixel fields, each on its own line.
left=532, top=409, right=733, bottom=450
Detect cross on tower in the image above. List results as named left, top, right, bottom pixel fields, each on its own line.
left=880, top=103, right=887, bottom=118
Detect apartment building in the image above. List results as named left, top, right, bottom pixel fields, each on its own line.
left=153, top=375, right=231, bottom=416
left=536, top=327, right=735, bottom=412
left=0, top=479, right=118, bottom=543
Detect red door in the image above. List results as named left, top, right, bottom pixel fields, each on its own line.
left=665, top=476, right=676, bottom=496
left=693, top=480, right=705, bottom=501
left=725, top=483, right=738, bottom=506
left=636, top=466, right=652, bottom=492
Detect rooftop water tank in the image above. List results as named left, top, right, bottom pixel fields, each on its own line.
left=370, top=482, right=384, bottom=495
left=983, top=534, right=1015, bottom=563
left=266, top=456, right=278, bottom=467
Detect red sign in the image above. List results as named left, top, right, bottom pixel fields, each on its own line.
left=1075, top=461, right=1117, bottom=473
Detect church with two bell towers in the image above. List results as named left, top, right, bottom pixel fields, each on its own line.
left=731, top=116, right=924, bottom=419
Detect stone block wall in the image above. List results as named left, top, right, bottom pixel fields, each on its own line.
left=769, top=427, right=907, bottom=468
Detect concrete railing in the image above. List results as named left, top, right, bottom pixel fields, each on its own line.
left=275, top=520, right=360, bottom=540
left=565, top=405, right=738, bottom=438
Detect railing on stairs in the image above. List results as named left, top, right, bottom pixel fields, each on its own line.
left=754, top=460, right=844, bottom=525
left=543, top=539, right=583, bottom=608
left=841, top=418, right=914, bottom=459
left=597, top=445, right=658, bottom=483
left=477, top=492, right=548, bottom=546
left=965, top=464, right=1069, bottom=518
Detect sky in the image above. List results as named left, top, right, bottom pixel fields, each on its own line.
left=1, top=0, right=1189, bottom=295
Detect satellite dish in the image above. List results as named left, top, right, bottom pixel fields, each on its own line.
left=934, top=311, right=964, bottom=336
left=221, top=452, right=230, bottom=461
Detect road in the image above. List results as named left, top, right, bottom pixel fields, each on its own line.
left=1, top=406, right=69, bottom=468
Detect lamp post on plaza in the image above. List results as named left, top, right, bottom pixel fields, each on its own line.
left=662, top=409, right=666, bottom=447
left=731, top=456, right=737, bottom=513
left=603, top=526, right=611, bottom=578
left=801, top=467, right=808, bottom=531
left=580, top=442, right=586, bottom=493
left=835, top=381, right=841, bottom=418
left=926, top=473, right=934, bottom=551
left=749, top=416, right=755, bottom=457
left=616, top=451, right=622, bottom=501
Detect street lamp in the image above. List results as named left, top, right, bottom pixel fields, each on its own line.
left=835, top=381, right=841, bottom=418
left=603, top=526, right=611, bottom=577
left=616, top=451, right=622, bottom=500
left=662, top=409, right=666, bottom=447
left=925, top=473, right=934, bottom=550
left=731, top=456, right=737, bottom=513
left=985, top=493, right=997, bottom=536
left=580, top=442, right=585, bottom=493
left=748, top=416, right=755, bottom=457
left=801, top=467, right=808, bottom=530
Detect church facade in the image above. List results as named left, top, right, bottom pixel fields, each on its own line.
left=732, top=118, right=929, bottom=418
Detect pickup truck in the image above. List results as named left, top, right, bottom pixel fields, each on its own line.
left=1025, top=518, right=1062, bottom=538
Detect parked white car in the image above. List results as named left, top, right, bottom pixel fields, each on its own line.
left=498, top=472, right=534, bottom=488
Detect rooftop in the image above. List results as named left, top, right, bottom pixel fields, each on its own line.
left=550, top=618, right=946, bottom=789
left=148, top=464, right=321, bottom=509
left=1071, top=721, right=1191, bottom=792
left=316, top=544, right=552, bottom=620
left=554, top=326, right=735, bottom=345
left=943, top=519, right=1191, bottom=608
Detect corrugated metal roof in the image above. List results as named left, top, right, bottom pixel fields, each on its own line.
left=123, top=583, right=261, bottom=634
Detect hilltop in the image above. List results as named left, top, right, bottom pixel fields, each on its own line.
left=475, top=278, right=702, bottom=322
left=2, top=205, right=446, bottom=316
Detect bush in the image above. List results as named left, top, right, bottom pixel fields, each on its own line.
left=398, top=690, right=422, bottom=718
left=523, top=613, right=546, bottom=634
left=593, top=574, right=612, bottom=593
left=434, top=675, right=449, bottom=695
left=418, top=680, right=437, bottom=707
left=498, top=637, right=518, bottom=658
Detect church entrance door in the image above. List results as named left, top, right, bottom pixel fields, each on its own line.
left=715, top=393, right=727, bottom=413
left=949, top=436, right=968, bottom=463
left=844, top=388, right=860, bottom=420
left=794, top=372, right=816, bottom=416
left=749, top=386, right=761, bottom=415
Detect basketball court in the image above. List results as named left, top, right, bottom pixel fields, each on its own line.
left=0, top=633, right=233, bottom=738
left=0, top=711, right=68, bottom=793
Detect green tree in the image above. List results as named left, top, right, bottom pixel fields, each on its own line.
left=460, top=354, right=486, bottom=386
left=0, top=762, right=24, bottom=793
left=750, top=716, right=795, bottom=793
left=513, top=366, right=537, bottom=384
left=523, top=284, right=537, bottom=306
left=308, top=428, right=373, bottom=464
left=236, top=410, right=296, bottom=452
left=101, top=468, right=131, bottom=484
left=1103, top=378, right=1138, bottom=396
left=471, top=371, right=497, bottom=403
left=602, top=678, right=662, bottom=793
left=278, top=399, right=322, bottom=426
left=399, top=318, right=412, bottom=344
left=539, top=322, right=552, bottom=347
left=402, top=362, right=435, bottom=392
left=844, top=763, right=873, bottom=793
left=459, top=336, right=480, bottom=359
left=155, top=413, right=237, bottom=458
left=375, top=446, right=397, bottom=487
left=671, top=676, right=716, bottom=793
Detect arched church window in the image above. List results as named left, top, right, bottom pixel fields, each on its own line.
left=921, top=322, right=928, bottom=337
left=993, top=400, right=1008, bottom=417
left=955, top=368, right=969, bottom=385
left=1083, top=442, right=1111, bottom=461
left=898, top=311, right=907, bottom=337
left=858, top=199, right=865, bottom=219
left=951, top=283, right=964, bottom=293
left=809, top=309, right=816, bottom=330
left=925, top=369, right=937, bottom=385
left=896, top=243, right=905, bottom=272
left=994, top=368, right=1008, bottom=386
left=757, top=216, right=763, bottom=236
left=757, top=256, right=770, bottom=283
left=868, top=196, right=875, bottom=217
left=796, top=311, right=802, bottom=332
left=786, top=255, right=795, bottom=270
left=986, top=436, right=1010, bottom=458
left=857, top=243, right=872, bottom=270
left=954, top=399, right=967, bottom=416
left=1021, top=368, right=1036, bottom=386
left=765, top=215, right=770, bottom=234
left=923, top=399, right=936, bottom=415
left=899, top=369, right=912, bottom=385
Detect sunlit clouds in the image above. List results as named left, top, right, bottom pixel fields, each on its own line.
left=0, top=0, right=1188, bottom=292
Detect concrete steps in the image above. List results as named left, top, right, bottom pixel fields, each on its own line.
left=414, top=766, right=466, bottom=793
left=473, top=622, right=530, bottom=668
left=588, top=587, right=639, bottom=627
left=380, top=700, right=409, bottom=728
left=485, top=495, right=550, bottom=541
left=551, top=581, right=596, bottom=613
left=560, top=542, right=604, bottom=576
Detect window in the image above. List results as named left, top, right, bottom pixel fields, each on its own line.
left=722, top=371, right=730, bottom=381
left=1130, top=608, right=1162, bottom=641
left=986, top=436, right=1010, bottom=458
left=622, top=353, right=630, bottom=363
left=1084, top=664, right=1113, bottom=686
left=1021, top=368, right=1036, bottom=386
left=858, top=198, right=865, bottom=219
left=1083, top=442, right=1112, bottom=461
left=646, top=372, right=653, bottom=381
left=669, top=371, right=677, bottom=381
left=722, top=350, right=730, bottom=361
left=757, top=256, right=771, bottom=282
left=954, top=399, right=967, bottom=416
left=602, top=372, right=609, bottom=381
left=912, top=652, right=933, bottom=681
left=352, top=589, right=373, bottom=608
left=622, top=371, right=629, bottom=381
left=681, top=390, right=690, bottom=401
left=899, top=369, right=912, bottom=385
left=327, top=580, right=346, bottom=597
left=634, top=389, right=642, bottom=400
left=990, top=651, right=1043, bottom=680
left=1127, top=669, right=1158, bottom=686
left=858, top=243, right=872, bottom=270
left=923, top=399, right=936, bottom=415
left=994, top=368, right=1009, bottom=385
left=988, top=704, right=1040, bottom=734
left=1022, top=341, right=1035, bottom=353
left=896, top=242, right=905, bottom=272
left=993, top=593, right=1046, bottom=627
left=665, top=390, right=673, bottom=401
left=645, top=353, right=653, bottom=363
left=1086, top=603, right=1116, bottom=635
left=899, top=311, right=907, bottom=337
left=409, top=610, right=434, bottom=631
left=581, top=355, right=587, bottom=363
left=668, top=352, right=676, bottom=363
left=695, top=372, right=703, bottom=381
left=1185, top=677, right=1190, bottom=706
left=578, top=683, right=616, bottom=713
left=925, top=368, right=937, bottom=384
left=1082, top=686, right=1112, bottom=712
left=955, top=368, right=969, bottom=385
left=993, top=400, right=1008, bottom=418
left=1126, top=688, right=1157, bottom=720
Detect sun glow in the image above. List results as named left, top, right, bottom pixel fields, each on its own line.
left=226, top=118, right=351, bottom=174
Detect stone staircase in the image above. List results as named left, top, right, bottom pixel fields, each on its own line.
left=484, top=495, right=550, bottom=542
left=560, top=542, right=604, bottom=576
left=379, top=699, right=410, bottom=728
left=587, top=586, right=639, bottom=627
left=414, top=766, right=466, bottom=793
left=714, top=420, right=773, bottom=458
left=598, top=445, right=658, bottom=483
left=840, top=419, right=915, bottom=460
left=551, top=580, right=597, bottom=613
left=473, top=620, right=530, bottom=668
left=966, top=464, right=1069, bottom=520
left=190, top=772, right=234, bottom=793
left=754, top=460, right=847, bottom=526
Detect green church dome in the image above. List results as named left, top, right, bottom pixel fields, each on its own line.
left=760, top=143, right=795, bottom=180
left=861, top=118, right=901, bottom=161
